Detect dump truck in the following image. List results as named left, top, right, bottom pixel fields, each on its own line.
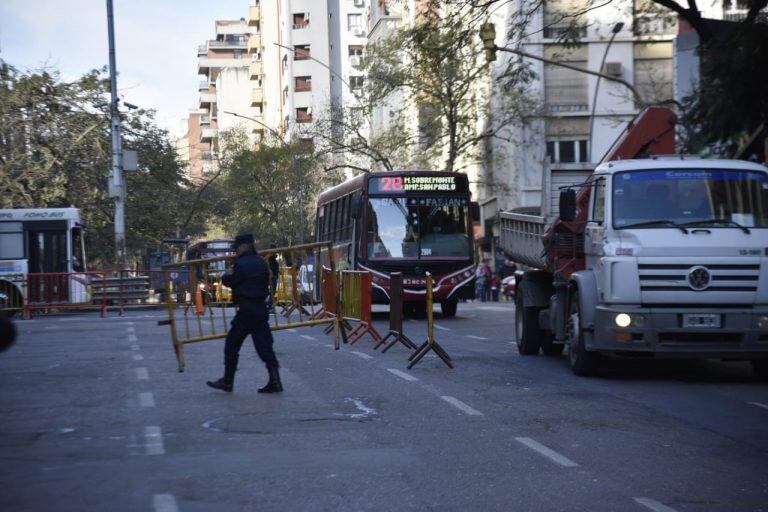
left=498, top=107, right=768, bottom=376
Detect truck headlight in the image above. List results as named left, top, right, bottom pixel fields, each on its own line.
left=615, top=313, right=631, bottom=328
left=759, top=315, right=768, bottom=330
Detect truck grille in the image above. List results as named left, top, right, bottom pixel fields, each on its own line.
left=638, top=262, right=760, bottom=305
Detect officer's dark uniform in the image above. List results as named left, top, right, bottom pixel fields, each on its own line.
left=206, top=233, right=282, bottom=393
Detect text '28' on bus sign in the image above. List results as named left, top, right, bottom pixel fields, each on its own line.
left=368, top=175, right=467, bottom=194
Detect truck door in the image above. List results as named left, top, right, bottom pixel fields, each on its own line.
left=585, top=177, right=606, bottom=266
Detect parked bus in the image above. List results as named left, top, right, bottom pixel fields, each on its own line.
left=186, top=239, right=235, bottom=303
left=0, top=208, right=88, bottom=311
left=315, top=171, right=477, bottom=317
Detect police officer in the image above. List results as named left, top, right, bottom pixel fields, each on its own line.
left=207, top=233, right=282, bottom=394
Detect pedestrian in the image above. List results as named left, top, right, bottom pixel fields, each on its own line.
left=207, top=233, right=282, bottom=394
left=266, top=244, right=280, bottom=313
left=490, top=273, right=500, bottom=302
left=480, top=260, right=492, bottom=302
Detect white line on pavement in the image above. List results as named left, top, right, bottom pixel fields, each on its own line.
left=748, top=401, right=768, bottom=411
left=127, top=334, right=138, bottom=342
left=387, top=368, right=419, bottom=382
left=132, top=354, right=144, bottom=361
left=434, top=324, right=450, bottom=331
left=287, top=328, right=297, bottom=332
left=441, top=396, right=483, bottom=416
left=514, top=437, right=578, bottom=467
left=300, top=334, right=317, bottom=341
left=136, top=368, right=149, bottom=381
left=465, top=335, right=489, bottom=340
left=127, top=327, right=135, bottom=333
left=475, top=306, right=512, bottom=312
left=633, top=497, right=678, bottom=512
left=145, top=426, right=165, bottom=456
left=139, top=392, right=156, bottom=408
left=130, top=344, right=140, bottom=351
left=351, top=351, right=373, bottom=360
left=153, top=494, right=179, bottom=512
left=324, top=344, right=335, bottom=349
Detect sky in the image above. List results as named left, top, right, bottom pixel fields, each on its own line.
left=0, top=0, right=247, bottom=136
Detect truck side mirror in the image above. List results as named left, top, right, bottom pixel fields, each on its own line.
left=350, top=192, right=363, bottom=219
left=470, top=202, right=481, bottom=222
left=559, top=189, right=576, bottom=222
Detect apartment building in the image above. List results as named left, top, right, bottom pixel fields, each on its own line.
left=175, top=109, right=216, bottom=184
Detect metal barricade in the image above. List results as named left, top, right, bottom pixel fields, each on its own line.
left=0, top=274, right=26, bottom=317
left=161, top=241, right=341, bottom=371
left=24, top=271, right=108, bottom=318
left=408, top=273, right=453, bottom=369
left=375, top=272, right=417, bottom=352
left=340, top=271, right=382, bottom=344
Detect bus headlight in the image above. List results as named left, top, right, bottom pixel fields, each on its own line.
left=615, top=313, right=631, bottom=328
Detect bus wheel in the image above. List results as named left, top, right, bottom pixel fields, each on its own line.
left=440, top=299, right=458, bottom=318
left=0, top=281, right=23, bottom=318
left=515, top=294, right=541, bottom=355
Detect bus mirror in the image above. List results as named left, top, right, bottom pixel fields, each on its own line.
left=559, top=189, right=577, bottom=222
left=470, top=202, right=481, bottom=222
left=350, top=193, right=363, bottom=219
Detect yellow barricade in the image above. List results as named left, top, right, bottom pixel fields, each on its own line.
left=161, top=241, right=341, bottom=371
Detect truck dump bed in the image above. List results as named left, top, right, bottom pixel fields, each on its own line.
left=499, top=211, right=548, bottom=269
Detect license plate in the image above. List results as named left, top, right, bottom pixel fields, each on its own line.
left=683, top=314, right=721, bottom=329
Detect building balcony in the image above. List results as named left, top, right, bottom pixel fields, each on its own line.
left=197, top=45, right=208, bottom=56
left=198, top=57, right=247, bottom=74
left=216, top=21, right=249, bottom=36
left=207, top=39, right=246, bottom=49
left=199, top=91, right=216, bottom=108
left=200, top=115, right=211, bottom=126
left=199, top=80, right=210, bottom=91
left=247, top=5, right=260, bottom=26
left=249, top=61, right=262, bottom=79
left=251, top=89, right=264, bottom=106
left=200, top=127, right=217, bottom=142
left=247, top=34, right=262, bottom=53
left=251, top=116, right=265, bottom=133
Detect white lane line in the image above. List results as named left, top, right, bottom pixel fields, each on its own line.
left=127, top=334, right=138, bottom=342
left=633, top=497, right=678, bottom=512
left=127, top=327, right=135, bottom=333
left=132, top=354, right=144, bottom=361
left=139, top=392, right=156, bottom=408
left=300, top=334, right=317, bottom=341
left=153, top=494, right=179, bottom=512
left=145, top=426, right=165, bottom=455
left=324, top=344, right=335, bottom=349
left=515, top=437, right=578, bottom=467
left=747, top=401, right=768, bottom=411
left=475, top=306, right=511, bottom=311
left=434, top=324, right=450, bottom=331
left=465, top=335, right=489, bottom=340
left=441, top=396, right=483, bottom=416
left=130, top=344, right=140, bottom=351
left=287, top=328, right=297, bottom=332
left=351, top=351, right=373, bottom=360
left=387, top=368, right=419, bottom=382
left=136, top=367, right=149, bottom=381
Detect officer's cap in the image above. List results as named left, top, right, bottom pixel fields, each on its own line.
left=232, top=233, right=255, bottom=249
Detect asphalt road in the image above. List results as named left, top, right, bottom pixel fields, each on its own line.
left=1, top=301, right=767, bottom=511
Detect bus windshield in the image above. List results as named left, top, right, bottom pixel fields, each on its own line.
left=613, top=169, right=768, bottom=229
left=366, top=197, right=470, bottom=259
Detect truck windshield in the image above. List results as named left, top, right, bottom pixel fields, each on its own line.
left=613, top=169, right=768, bottom=229
left=366, top=197, right=470, bottom=259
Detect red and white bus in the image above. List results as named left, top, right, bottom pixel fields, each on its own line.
left=315, top=171, right=477, bottom=317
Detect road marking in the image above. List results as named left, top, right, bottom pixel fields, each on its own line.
left=287, top=328, right=297, bottom=332
left=130, top=344, right=140, bottom=351
left=132, top=354, right=144, bottom=361
left=139, top=392, right=156, bottom=407
left=136, top=367, right=149, bottom=381
left=465, top=335, right=488, bottom=340
left=633, top=497, right=678, bottom=512
left=324, top=344, right=335, bottom=349
left=514, top=437, right=578, bottom=467
left=441, top=396, right=483, bottom=416
left=748, top=401, right=768, bottom=411
left=127, top=334, right=138, bottom=342
left=127, top=326, right=135, bottom=333
left=153, top=494, right=179, bottom=512
left=387, top=368, right=419, bottom=382
left=434, top=324, right=450, bottom=331
left=476, top=306, right=511, bottom=312
left=145, top=426, right=165, bottom=455
left=300, top=334, right=317, bottom=341
left=351, top=351, right=373, bottom=360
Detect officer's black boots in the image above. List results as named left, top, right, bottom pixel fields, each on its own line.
left=258, top=365, right=283, bottom=394
left=207, top=366, right=236, bottom=392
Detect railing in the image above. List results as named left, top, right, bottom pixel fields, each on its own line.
left=208, top=39, right=246, bottom=47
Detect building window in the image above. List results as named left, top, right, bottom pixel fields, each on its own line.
left=347, top=13, right=363, bottom=31
left=296, top=107, right=312, bottom=123
left=543, top=45, right=588, bottom=112
left=294, top=45, right=310, bottom=60
left=634, top=42, right=674, bottom=104
left=233, top=49, right=244, bottom=59
left=293, top=13, right=309, bottom=29
left=633, top=0, right=676, bottom=35
left=348, top=45, right=363, bottom=57
left=350, top=76, right=364, bottom=89
left=543, top=0, right=587, bottom=39
left=295, top=76, right=312, bottom=92
left=546, top=139, right=589, bottom=163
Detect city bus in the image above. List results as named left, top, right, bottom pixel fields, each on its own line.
left=186, top=239, right=235, bottom=303
left=315, top=171, right=477, bottom=317
left=0, top=208, right=88, bottom=311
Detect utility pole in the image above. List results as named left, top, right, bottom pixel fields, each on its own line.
left=106, top=0, right=126, bottom=268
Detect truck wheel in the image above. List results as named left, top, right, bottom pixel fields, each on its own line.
left=752, top=360, right=768, bottom=380
left=567, top=294, right=600, bottom=376
left=515, top=295, right=542, bottom=355
left=541, top=332, right=565, bottom=356
left=440, top=299, right=458, bottom=318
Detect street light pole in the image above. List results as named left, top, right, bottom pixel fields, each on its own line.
left=106, top=0, right=125, bottom=268
left=588, top=22, right=624, bottom=161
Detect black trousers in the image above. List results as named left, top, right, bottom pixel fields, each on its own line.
left=224, top=302, right=278, bottom=370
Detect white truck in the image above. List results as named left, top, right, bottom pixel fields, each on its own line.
left=498, top=108, right=768, bottom=377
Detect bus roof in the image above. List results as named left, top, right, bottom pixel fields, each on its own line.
left=317, top=170, right=463, bottom=204
left=0, top=208, right=81, bottom=222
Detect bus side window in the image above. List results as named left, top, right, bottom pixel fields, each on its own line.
left=329, top=201, right=338, bottom=242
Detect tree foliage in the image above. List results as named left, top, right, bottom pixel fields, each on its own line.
left=0, top=61, right=204, bottom=266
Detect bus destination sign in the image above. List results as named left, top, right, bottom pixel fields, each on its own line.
left=368, top=175, right=467, bottom=194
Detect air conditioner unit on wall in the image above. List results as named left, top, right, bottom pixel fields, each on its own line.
left=604, top=62, right=622, bottom=76
left=354, top=28, right=366, bottom=37
left=350, top=56, right=361, bottom=67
